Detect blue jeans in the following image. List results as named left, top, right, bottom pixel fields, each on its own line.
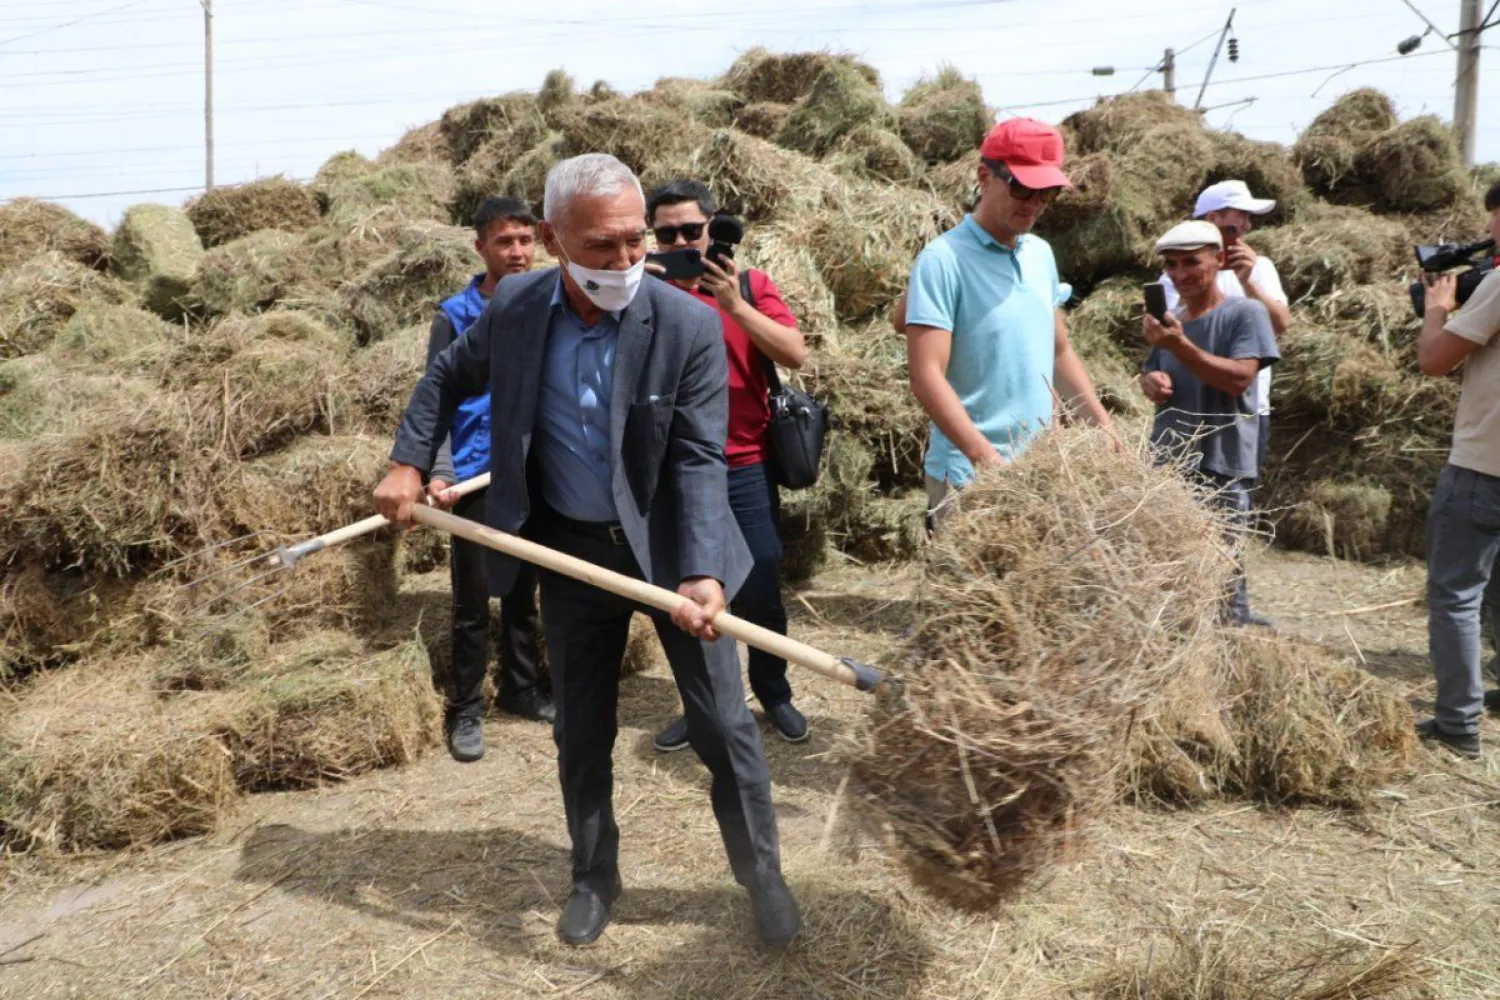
left=729, top=462, right=792, bottom=709
left=1427, top=464, right=1500, bottom=737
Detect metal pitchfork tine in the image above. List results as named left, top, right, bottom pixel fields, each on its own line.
left=168, top=472, right=494, bottom=624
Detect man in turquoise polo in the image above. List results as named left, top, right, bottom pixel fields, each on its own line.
left=900, top=118, right=1114, bottom=516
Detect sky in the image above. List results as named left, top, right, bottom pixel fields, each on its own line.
left=0, top=0, right=1495, bottom=226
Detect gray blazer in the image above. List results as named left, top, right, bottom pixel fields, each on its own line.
left=390, top=268, right=752, bottom=601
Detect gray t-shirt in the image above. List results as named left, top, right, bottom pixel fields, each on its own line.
left=1144, top=297, right=1279, bottom=480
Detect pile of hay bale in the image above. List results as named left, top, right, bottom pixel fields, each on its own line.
left=0, top=52, right=1469, bottom=856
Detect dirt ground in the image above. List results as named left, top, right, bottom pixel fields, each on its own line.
left=2, top=545, right=1499, bottom=999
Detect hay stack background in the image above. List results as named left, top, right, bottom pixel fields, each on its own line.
left=0, top=55, right=1488, bottom=855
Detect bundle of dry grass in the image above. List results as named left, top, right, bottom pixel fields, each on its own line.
left=48, top=301, right=172, bottom=366
left=439, top=92, right=546, bottom=165
left=1283, top=477, right=1394, bottom=560
left=806, top=334, right=928, bottom=488
left=1357, top=116, right=1470, bottom=213
left=857, top=429, right=1231, bottom=907
left=338, top=222, right=474, bottom=344
left=111, top=204, right=205, bottom=318
left=0, top=563, right=165, bottom=676
left=309, top=151, right=376, bottom=208
left=826, top=124, right=924, bottom=184
left=187, top=229, right=309, bottom=317
left=620, top=612, right=657, bottom=679
left=0, top=655, right=239, bottom=851
left=641, top=127, right=836, bottom=222
left=741, top=224, right=839, bottom=342
left=1247, top=202, right=1410, bottom=299
left=378, top=121, right=446, bottom=165
left=896, top=67, right=990, bottom=164
left=454, top=126, right=553, bottom=221
left=640, top=77, right=745, bottom=128
left=779, top=487, right=831, bottom=583
left=1065, top=91, right=1204, bottom=157
left=536, top=68, right=578, bottom=122
left=1062, top=275, right=1152, bottom=416
left=0, top=198, right=111, bottom=273
left=778, top=61, right=895, bottom=157
left=221, top=433, right=388, bottom=542
left=1294, top=88, right=1398, bottom=197
left=721, top=47, right=880, bottom=106
left=321, top=160, right=457, bottom=231
left=342, top=322, right=426, bottom=435
left=186, top=177, right=320, bottom=247
left=1087, top=924, right=1428, bottom=1000
left=553, top=98, right=705, bottom=178
left=0, top=354, right=157, bottom=439
left=924, top=150, right=980, bottom=213
left=500, top=132, right=565, bottom=213
left=221, top=631, right=440, bottom=791
left=1205, top=131, right=1307, bottom=224
left=0, top=250, right=135, bottom=358
left=732, top=101, right=792, bottom=140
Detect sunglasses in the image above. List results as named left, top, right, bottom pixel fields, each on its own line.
left=652, top=222, right=706, bottom=244
left=984, top=161, right=1062, bottom=204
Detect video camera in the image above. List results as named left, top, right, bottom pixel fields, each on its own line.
left=1408, top=238, right=1496, bottom=318
left=705, top=213, right=744, bottom=268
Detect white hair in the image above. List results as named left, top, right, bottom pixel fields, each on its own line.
left=542, top=153, right=643, bottom=228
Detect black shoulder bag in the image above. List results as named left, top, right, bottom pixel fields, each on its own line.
left=739, top=270, right=827, bottom=490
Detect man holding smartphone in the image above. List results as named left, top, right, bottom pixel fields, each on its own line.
left=1140, top=220, right=1279, bottom=627
left=1158, top=180, right=1291, bottom=474
left=642, top=180, right=812, bottom=750
left=898, top=118, right=1114, bottom=520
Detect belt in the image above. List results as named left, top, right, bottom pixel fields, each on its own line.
left=552, top=514, right=629, bottom=546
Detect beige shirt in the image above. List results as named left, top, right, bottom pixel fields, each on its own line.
left=1445, top=269, right=1500, bottom=477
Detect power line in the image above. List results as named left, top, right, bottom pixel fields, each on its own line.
left=0, top=0, right=153, bottom=47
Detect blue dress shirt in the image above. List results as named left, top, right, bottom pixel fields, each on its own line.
left=534, top=278, right=621, bottom=523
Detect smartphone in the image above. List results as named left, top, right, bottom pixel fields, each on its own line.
left=1220, top=223, right=1241, bottom=246
left=647, top=248, right=703, bottom=280
left=1144, top=281, right=1168, bottom=322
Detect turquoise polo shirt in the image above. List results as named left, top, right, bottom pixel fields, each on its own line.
left=905, top=215, right=1068, bottom=487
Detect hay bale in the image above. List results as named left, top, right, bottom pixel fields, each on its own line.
left=454, top=123, right=553, bottom=221
left=343, top=323, right=427, bottom=435
left=397, top=527, right=448, bottom=575
left=111, top=204, right=204, bottom=318
left=1294, top=88, right=1398, bottom=196
left=642, top=128, right=836, bottom=223
left=49, top=301, right=173, bottom=366
left=0, top=354, right=156, bottom=440
left=338, top=222, right=474, bottom=344
left=1357, top=116, right=1469, bottom=213
left=553, top=98, right=703, bottom=177
left=0, top=656, right=238, bottom=851
left=733, top=101, right=792, bottom=140
left=221, top=433, right=389, bottom=542
left=802, top=184, right=958, bottom=321
left=741, top=224, right=839, bottom=343
left=378, top=121, right=446, bottom=165
left=857, top=428, right=1231, bottom=907
left=187, top=229, right=308, bottom=317
left=0, top=564, right=166, bottom=677
left=778, top=60, right=897, bottom=157
left=1065, top=278, right=1151, bottom=417
left=925, top=150, right=981, bottom=214
left=835, top=490, right=926, bottom=563
left=0, top=250, right=135, bottom=359
left=620, top=613, right=657, bottom=679
left=185, top=177, right=320, bottom=247
left=641, top=78, right=745, bottom=128
left=1217, top=632, right=1414, bottom=806
left=1122, top=658, right=1239, bottom=806
left=1204, top=131, right=1307, bottom=225
left=0, top=395, right=224, bottom=574
left=722, top=48, right=881, bottom=105
left=0, top=198, right=111, bottom=273
left=310, top=150, right=377, bottom=209
left=779, top=487, right=830, bottom=583
left=537, top=69, right=577, bottom=122
left=1064, top=90, right=1204, bottom=156
left=220, top=631, right=440, bottom=790
left=321, top=160, right=456, bottom=230
left=1284, top=478, right=1393, bottom=560
left=1246, top=202, right=1410, bottom=300
left=807, top=332, right=928, bottom=488
left=826, top=124, right=924, bottom=184
left=500, top=132, right=565, bottom=214
left=897, top=67, right=989, bottom=164
left=439, top=92, right=546, bottom=165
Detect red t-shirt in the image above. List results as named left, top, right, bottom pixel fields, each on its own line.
left=683, top=270, right=798, bottom=468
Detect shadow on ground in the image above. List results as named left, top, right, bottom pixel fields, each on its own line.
left=235, top=823, right=932, bottom=999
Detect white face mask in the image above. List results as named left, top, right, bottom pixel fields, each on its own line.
left=561, top=252, right=645, bottom=313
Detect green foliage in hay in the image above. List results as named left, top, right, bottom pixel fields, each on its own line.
left=111, top=204, right=204, bottom=319
left=186, top=177, right=321, bottom=247
left=0, top=251, right=136, bottom=359
left=897, top=66, right=990, bottom=164
left=0, top=199, right=111, bottom=273
left=778, top=61, right=897, bottom=157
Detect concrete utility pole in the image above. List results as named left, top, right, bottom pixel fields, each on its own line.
left=1162, top=48, right=1176, bottom=98
left=1194, top=8, right=1236, bottom=111
left=1454, top=0, right=1482, bottom=166
left=203, top=0, right=215, bottom=190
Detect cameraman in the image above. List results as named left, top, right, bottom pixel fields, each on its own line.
left=644, top=180, right=811, bottom=749
left=1414, top=180, right=1500, bottom=761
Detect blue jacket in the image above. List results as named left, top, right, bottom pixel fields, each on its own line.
left=435, top=274, right=491, bottom=482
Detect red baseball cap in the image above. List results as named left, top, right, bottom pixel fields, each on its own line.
left=980, top=118, right=1071, bottom=191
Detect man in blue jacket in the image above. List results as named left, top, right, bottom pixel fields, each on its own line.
left=424, top=196, right=554, bottom=763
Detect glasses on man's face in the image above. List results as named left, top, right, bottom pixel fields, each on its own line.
left=987, top=163, right=1061, bottom=205
left=652, top=222, right=706, bottom=245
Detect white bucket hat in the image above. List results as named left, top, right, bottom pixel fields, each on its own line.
left=1194, top=179, right=1276, bottom=218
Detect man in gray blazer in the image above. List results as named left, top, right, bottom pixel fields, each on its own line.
left=373, top=154, right=799, bottom=950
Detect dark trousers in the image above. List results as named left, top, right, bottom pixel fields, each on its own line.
left=1427, top=464, right=1500, bottom=736
left=728, top=462, right=792, bottom=709
left=1201, top=471, right=1256, bottom=623
left=448, top=487, right=542, bottom=720
left=532, top=509, right=783, bottom=895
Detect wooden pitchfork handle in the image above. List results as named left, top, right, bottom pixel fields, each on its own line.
left=413, top=505, right=891, bottom=696
left=266, top=473, right=492, bottom=569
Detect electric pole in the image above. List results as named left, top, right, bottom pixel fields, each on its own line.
left=1195, top=8, right=1237, bottom=110
left=1162, top=48, right=1176, bottom=98
left=1455, top=0, right=1482, bottom=166
left=203, top=0, right=215, bottom=190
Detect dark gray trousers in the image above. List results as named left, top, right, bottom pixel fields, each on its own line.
left=1427, top=464, right=1500, bottom=737
left=1200, top=472, right=1256, bottom=623
left=531, top=511, right=782, bottom=895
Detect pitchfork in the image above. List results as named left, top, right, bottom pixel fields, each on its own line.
left=170, top=474, right=892, bottom=695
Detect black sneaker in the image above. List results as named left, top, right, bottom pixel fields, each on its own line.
left=497, top=688, right=555, bottom=724
left=1230, top=611, right=1274, bottom=629
left=448, top=715, right=486, bottom=763
left=748, top=874, right=801, bottom=950
left=1485, top=689, right=1500, bottom=716
left=653, top=716, right=691, bottom=753
left=1416, top=717, right=1481, bottom=760
left=766, top=702, right=810, bottom=744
